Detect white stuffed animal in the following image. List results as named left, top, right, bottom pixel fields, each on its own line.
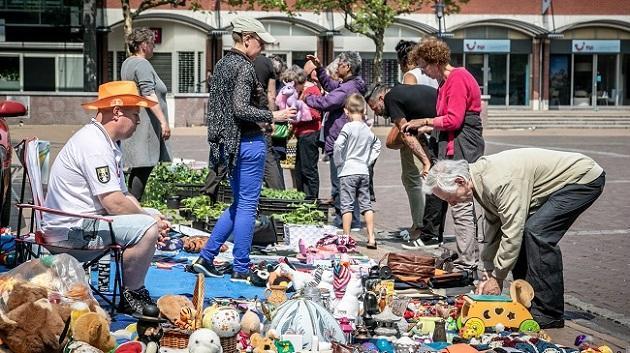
left=159, top=329, right=223, bottom=353
left=276, top=263, right=314, bottom=291
left=332, top=276, right=363, bottom=320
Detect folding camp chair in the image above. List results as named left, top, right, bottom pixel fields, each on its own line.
left=13, top=137, right=124, bottom=316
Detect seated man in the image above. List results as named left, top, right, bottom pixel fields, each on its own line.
left=422, top=148, right=605, bottom=329
left=42, top=81, right=169, bottom=315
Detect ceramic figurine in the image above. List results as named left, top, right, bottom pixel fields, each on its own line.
left=333, top=276, right=363, bottom=320
left=211, top=306, right=241, bottom=338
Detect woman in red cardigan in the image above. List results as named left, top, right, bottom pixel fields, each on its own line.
left=402, top=37, right=485, bottom=271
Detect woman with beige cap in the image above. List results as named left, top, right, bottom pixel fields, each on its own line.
left=193, top=17, right=296, bottom=281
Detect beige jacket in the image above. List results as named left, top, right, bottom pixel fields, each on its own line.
left=469, top=148, right=604, bottom=280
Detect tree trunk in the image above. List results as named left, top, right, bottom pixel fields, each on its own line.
left=371, top=33, right=385, bottom=84
left=122, top=0, right=133, bottom=57
left=83, top=0, right=97, bottom=91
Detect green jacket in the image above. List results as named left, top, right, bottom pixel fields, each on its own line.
left=469, top=148, right=603, bottom=280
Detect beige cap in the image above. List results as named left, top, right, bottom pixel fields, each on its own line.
left=231, top=17, right=276, bottom=44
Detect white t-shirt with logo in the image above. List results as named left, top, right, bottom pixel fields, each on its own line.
left=43, top=120, right=128, bottom=242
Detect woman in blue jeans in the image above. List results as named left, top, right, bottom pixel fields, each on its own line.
left=193, top=17, right=296, bottom=281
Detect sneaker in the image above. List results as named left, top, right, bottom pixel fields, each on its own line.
left=231, top=271, right=250, bottom=283
left=192, top=257, right=223, bottom=278
left=118, top=287, right=155, bottom=315
left=401, top=237, right=442, bottom=250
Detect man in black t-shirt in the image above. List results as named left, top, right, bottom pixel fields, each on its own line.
left=254, top=54, right=277, bottom=110
left=366, top=83, right=447, bottom=249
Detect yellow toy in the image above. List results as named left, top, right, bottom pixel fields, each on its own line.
left=459, top=280, right=540, bottom=336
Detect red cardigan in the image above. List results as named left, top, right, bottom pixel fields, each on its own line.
left=432, top=68, right=482, bottom=156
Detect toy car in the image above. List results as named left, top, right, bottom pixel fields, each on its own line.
left=458, top=280, right=540, bottom=337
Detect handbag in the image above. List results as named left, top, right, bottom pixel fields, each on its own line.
left=272, top=122, right=290, bottom=139
left=384, top=253, right=435, bottom=282
left=385, top=126, right=404, bottom=150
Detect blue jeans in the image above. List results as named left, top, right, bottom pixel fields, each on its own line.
left=200, top=135, right=266, bottom=273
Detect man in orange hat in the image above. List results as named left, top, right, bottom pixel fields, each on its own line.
left=43, top=81, right=170, bottom=315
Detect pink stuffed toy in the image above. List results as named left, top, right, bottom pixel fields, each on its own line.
left=275, top=81, right=312, bottom=122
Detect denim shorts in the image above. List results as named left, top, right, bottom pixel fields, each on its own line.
left=339, top=174, right=372, bottom=215
left=49, top=209, right=158, bottom=249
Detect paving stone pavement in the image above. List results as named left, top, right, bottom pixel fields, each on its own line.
left=8, top=125, right=630, bottom=346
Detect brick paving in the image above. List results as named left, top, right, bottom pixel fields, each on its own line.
left=8, top=124, right=630, bottom=345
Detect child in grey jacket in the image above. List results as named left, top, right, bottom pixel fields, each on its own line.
left=333, top=94, right=382, bottom=248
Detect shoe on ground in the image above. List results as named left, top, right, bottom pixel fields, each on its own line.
left=192, top=257, right=223, bottom=278
left=534, top=316, right=565, bottom=329
left=401, top=237, right=442, bottom=250
left=231, top=270, right=250, bottom=283
left=118, top=286, right=155, bottom=315
left=351, top=227, right=362, bottom=232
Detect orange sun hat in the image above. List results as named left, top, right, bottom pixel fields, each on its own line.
left=81, top=81, right=158, bottom=110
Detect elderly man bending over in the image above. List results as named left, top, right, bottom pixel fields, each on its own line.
left=42, top=81, right=170, bottom=315
left=423, top=148, right=605, bottom=329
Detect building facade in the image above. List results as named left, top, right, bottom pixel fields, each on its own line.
left=1, top=0, right=629, bottom=123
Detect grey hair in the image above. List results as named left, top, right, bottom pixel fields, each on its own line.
left=280, top=65, right=307, bottom=84
left=422, top=159, right=471, bottom=194
left=337, top=51, right=362, bottom=76
left=127, top=27, right=155, bottom=54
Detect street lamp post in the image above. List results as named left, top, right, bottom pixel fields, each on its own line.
left=434, top=0, right=445, bottom=38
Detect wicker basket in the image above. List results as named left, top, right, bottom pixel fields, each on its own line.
left=220, top=335, right=238, bottom=353
left=160, top=274, right=205, bottom=348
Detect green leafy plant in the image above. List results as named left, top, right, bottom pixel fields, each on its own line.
left=181, top=196, right=229, bottom=220
left=261, top=188, right=306, bottom=200
left=141, top=163, right=210, bottom=206
left=276, top=202, right=325, bottom=225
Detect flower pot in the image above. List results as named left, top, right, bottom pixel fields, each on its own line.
left=167, top=195, right=181, bottom=209
left=192, top=219, right=206, bottom=231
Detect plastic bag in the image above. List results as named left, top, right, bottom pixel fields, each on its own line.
left=0, top=253, right=94, bottom=308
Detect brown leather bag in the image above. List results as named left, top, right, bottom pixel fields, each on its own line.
left=385, top=126, right=405, bottom=150
left=385, top=253, right=436, bottom=280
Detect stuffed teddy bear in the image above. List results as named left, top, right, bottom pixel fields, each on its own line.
left=157, top=295, right=196, bottom=327
left=237, top=310, right=262, bottom=352
left=71, top=311, right=116, bottom=353
left=0, top=281, right=72, bottom=353
left=182, top=236, right=209, bottom=253
left=250, top=331, right=278, bottom=353
left=275, top=82, right=312, bottom=123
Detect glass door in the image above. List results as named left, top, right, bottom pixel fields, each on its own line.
left=550, top=55, right=571, bottom=106
left=465, top=54, right=484, bottom=94
left=596, top=54, right=617, bottom=106
left=488, top=54, right=507, bottom=105
left=573, top=54, right=593, bottom=106
left=509, top=54, right=529, bottom=106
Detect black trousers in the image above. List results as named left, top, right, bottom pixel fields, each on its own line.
left=263, top=135, right=285, bottom=190
left=201, top=161, right=228, bottom=202
left=127, top=166, right=154, bottom=201
left=421, top=193, right=448, bottom=242
left=295, top=131, right=320, bottom=199
left=512, top=172, right=605, bottom=322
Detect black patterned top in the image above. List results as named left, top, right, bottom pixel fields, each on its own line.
left=206, top=49, right=272, bottom=174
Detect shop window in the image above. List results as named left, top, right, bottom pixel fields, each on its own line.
left=0, top=56, right=20, bottom=91
left=58, top=56, right=83, bottom=91
left=178, top=51, right=195, bottom=93
left=198, top=52, right=206, bottom=93
left=361, top=58, right=398, bottom=86
left=384, top=26, right=399, bottom=37
left=549, top=55, right=571, bottom=106
left=292, top=51, right=312, bottom=69
left=23, top=57, right=55, bottom=91
left=509, top=54, right=529, bottom=105
left=291, top=26, right=312, bottom=36
left=149, top=52, right=172, bottom=93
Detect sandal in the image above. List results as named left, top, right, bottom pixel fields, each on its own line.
left=366, top=242, right=378, bottom=250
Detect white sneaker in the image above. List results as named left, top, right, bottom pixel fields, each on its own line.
left=401, top=237, right=442, bottom=250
